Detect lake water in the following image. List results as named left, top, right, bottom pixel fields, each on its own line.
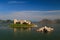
left=0, top=23, right=60, bottom=40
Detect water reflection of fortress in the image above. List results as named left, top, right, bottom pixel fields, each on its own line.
left=13, top=28, right=31, bottom=32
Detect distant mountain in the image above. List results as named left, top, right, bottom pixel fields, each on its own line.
left=40, top=19, right=60, bottom=24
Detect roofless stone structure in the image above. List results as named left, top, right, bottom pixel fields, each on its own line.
left=14, top=19, right=31, bottom=25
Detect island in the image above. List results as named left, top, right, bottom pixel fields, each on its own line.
left=10, top=19, right=38, bottom=28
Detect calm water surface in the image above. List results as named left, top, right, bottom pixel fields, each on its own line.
left=0, top=23, right=60, bottom=40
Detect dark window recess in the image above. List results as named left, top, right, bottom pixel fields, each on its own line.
left=23, top=22, right=28, bottom=24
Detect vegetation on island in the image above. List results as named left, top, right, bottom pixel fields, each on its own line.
left=10, top=24, right=37, bottom=28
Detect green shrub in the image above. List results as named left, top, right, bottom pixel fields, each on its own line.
left=10, top=24, right=35, bottom=28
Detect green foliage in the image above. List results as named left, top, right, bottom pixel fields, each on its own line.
left=10, top=24, right=35, bottom=28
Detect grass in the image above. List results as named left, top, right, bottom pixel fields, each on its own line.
left=10, top=24, right=36, bottom=28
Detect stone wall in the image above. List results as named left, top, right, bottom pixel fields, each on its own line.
left=14, top=19, right=31, bottom=24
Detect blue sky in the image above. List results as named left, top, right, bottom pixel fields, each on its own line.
left=0, top=0, right=60, bottom=21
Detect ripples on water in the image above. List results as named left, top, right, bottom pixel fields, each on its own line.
left=0, top=23, right=60, bottom=40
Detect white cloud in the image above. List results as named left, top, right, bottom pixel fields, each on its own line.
left=0, top=10, right=60, bottom=21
